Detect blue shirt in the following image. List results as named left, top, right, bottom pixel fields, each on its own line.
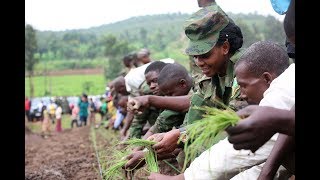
left=78, top=101, right=89, bottom=117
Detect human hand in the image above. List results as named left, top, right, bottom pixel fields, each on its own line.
left=147, top=133, right=165, bottom=142
left=124, top=150, right=146, bottom=170
left=149, top=129, right=180, bottom=155
left=226, top=105, right=279, bottom=152
left=127, top=96, right=150, bottom=114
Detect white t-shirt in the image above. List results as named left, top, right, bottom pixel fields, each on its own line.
left=124, top=59, right=175, bottom=96
left=259, top=63, right=295, bottom=109
left=124, top=62, right=150, bottom=96
left=184, top=64, right=295, bottom=180
left=230, top=63, right=295, bottom=180
left=55, top=106, right=62, bottom=119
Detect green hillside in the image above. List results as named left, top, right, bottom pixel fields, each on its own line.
left=35, top=12, right=285, bottom=62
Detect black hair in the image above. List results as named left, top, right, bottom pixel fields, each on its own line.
left=284, top=0, right=295, bottom=41
left=113, top=76, right=125, bottom=87
left=158, top=63, right=192, bottom=86
left=285, top=39, right=295, bottom=59
left=235, top=41, right=289, bottom=77
left=82, top=93, right=88, bottom=99
left=215, top=21, right=243, bottom=55
left=127, top=51, right=139, bottom=67
left=144, top=61, right=167, bottom=75
left=122, top=54, right=133, bottom=67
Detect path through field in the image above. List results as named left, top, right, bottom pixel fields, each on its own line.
left=25, top=126, right=100, bottom=180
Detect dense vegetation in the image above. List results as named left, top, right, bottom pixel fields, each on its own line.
left=26, top=12, right=286, bottom=96
left=34, top=12, right=285, bottom=73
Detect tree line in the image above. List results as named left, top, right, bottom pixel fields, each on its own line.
left=34, top=12, right=285, bottom=61
left=26, top=12, right=286, bottom=97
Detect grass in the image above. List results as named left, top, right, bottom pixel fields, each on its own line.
left=121, top=138, right=159, bottom=173
left=180, top=106, right=240, bottom=171
left=25, top=74, right=106, bottom=97
left=99, top=138, right=159, bottom=179
left=92, top=127, right=130, bottom=180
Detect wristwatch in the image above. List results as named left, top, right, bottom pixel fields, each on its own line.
left=177, top=127, right=187, bottom=148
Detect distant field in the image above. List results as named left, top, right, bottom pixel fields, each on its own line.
left=25, top=74, right=107, bottom=97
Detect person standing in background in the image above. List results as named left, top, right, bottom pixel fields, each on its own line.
left=48, top=99, right=57, bottom=124
left=41, top=105, right=51, bottom=138
left=25, top=96, right=32, bottom=122
left=78, top=94, right=89, bottom=126
left=55, top=103, right=63, bottom=132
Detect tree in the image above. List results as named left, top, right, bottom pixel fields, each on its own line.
left=263, top=15, right=286, bottom=46
left=25, top=24, right=38, bottom=98
left=103, top=34, right=132, bottom=80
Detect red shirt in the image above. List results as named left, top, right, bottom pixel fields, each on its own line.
left=25, top=100, right=31, bottom=111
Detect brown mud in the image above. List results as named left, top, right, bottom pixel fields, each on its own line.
left=25, top=126, right=100, bottom=180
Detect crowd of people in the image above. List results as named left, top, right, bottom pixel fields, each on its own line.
left=25, top=0, right=295, bottom=179
left=25, top=94, right=113, bottom=138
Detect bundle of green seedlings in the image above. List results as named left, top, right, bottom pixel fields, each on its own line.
left=92, top=127, right=130, bottom=180
left=103, top=148, right=131, bottom=180
left=103, top=138, right=159, bottom=179
left=180, top=105, right=240, bottom=171
left=122, top=138, right=159, bottom=173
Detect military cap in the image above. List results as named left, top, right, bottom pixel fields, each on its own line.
left=184, top=4, right=229, bottom=55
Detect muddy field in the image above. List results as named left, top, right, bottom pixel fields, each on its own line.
left=25, top=126, right=100, bottom=180
left=25, top=122, right=180, bottom=180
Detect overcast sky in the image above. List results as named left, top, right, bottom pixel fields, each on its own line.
left=25, top=0, right=285, bottom=31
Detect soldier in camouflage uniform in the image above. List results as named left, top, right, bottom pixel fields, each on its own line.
left=145, top=63, right=193, bottom=136
left=127, top=3, right=246, bottom=174
left=127, top=0, right=246, bottom=143
left=180, top=2, right=245, bottom=126
left=124, top=63, right=194, bottom=170
left=123, top=0, right=248, bottom=174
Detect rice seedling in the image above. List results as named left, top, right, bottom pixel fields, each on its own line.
left=90, top=126, right=103, bottom=179
left=163, top=160, right=181, bottom=173
left=121, top=138, right=157, bottom=147
left=104, top=160, right=127, bottom=180
left=103, top=147, right=130, bottom=180
left=102, top=138, right=159, bottom=179
left=122, top=138, right=159, bottom=173
left=180, top=105, right=240, bottom=171
left=144, top=148, right=159, bottom=173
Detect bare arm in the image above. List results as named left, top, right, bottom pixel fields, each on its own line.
left=149, top=95, right=191, bottom=112
left=269, top=107, right=295, bottom=136
left=120, top=111, right=134, bottom=140
left=258, top=134, right=295, bottom=179
left=142, top=125, right=156, bottom=140
left=226, top=105, right=295, bottom=152
left=127, top=95, right=191, bottom=114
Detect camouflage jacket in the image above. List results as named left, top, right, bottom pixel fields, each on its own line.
left=129, top=106, right=160, bottom=139
left=182, top=49, right=245, bottom=126
left=152, top=110, right=187, bottom=134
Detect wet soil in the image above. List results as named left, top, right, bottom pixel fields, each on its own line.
left=25, top=126, right=100, bottom=180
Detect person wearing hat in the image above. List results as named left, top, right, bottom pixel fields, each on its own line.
left=128, top=2, right=245, bottom=151
left=124, top=0, right=244, bottom=173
